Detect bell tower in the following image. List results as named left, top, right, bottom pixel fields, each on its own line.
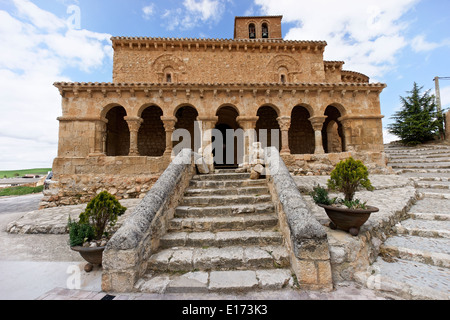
left=234, top=16, right=283, bottom=40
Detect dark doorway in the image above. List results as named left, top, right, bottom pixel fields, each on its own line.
left=214, top=106, right=243, bottom=168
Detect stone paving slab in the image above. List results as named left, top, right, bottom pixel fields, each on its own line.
left=363, top=259, right=450, bottom=300
left=395, top=219, right=450, bottom=238
left=6, top=199, right=141, bottom=234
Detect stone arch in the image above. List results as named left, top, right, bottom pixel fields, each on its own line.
left=138, top=105, right=166, bottom=156
left=153, top=54, right=186, bottom=83
left=137, top=103, right=165, bottom=119
left=289, top=106, right=315, bottom=155
left=322, top=105, right=345, bottom=153
left=215, top=104, right=240, bottom=121
left=256, top=105, right=281, bottom=149
left=215, top=105, right=243, bottom=166
left=174, top=105, right=200, bottom=152
left=261, top=21, right=269, bottom=38
left=248, top=21, right=257, bottom=39
left=267, top=55, right=301, bottom=82
left=105, top=106, right=130, bottom=156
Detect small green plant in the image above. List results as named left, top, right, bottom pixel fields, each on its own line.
left=338, top=198, right=368, bottom=210
left=327, top=157, right=374, bottom=202
left=309, top=184, right=337, bottom=206
left=68, top=217, right=95, bottom=247
left=78, top=191, right=127, bottom=241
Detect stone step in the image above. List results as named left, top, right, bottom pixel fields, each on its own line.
left=401, top=172, right=450, bottom=179
left=181, top=194, right=273, bottom=207
left=418, top=190, right=450, bottom=200
left=361, top=258, right=450, bottom=300
left=214, top=168, right=244, bottom=174
left=135, top=269, right=294, bottom=294
left=416, top=182, right=450, bottom=190
left=185, top=186, right=269, bottom=197
left=175, top=203, right=275, bottom=218
left=189, top=179, right=267, bottom=189
left=159, top=230, right=284, bottom=249
left=389, top=159, right=450, bottom=165
left=394, top=219, right=450, bottom=238
left=409, top=198, right=450, bottom=214
left=409, top=212, right=450, bottom=221
left=395, top=169, right=450, bottom=174
left=390, top=162, right=450, bottom=169
left=192, top=173, right=251, bottom=181
left=388, top=154, right=450, bottom=160
left=381, top=235, right=450, bottom=268
left=169, top=214, right=279, bottom=232
left=147, top=245, right=290, bottom=272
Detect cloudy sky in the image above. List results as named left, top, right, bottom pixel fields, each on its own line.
left=0, top=0, right=449, bottom=170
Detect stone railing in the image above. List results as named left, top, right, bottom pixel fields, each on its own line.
left=102, top=149, right=195, bottom=293
left=264, top=147, right=333, bottom=291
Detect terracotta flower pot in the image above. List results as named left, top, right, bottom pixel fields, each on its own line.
left=71, top=246, right=106, bottom=267
left=318, top=204, right=379, bottom=236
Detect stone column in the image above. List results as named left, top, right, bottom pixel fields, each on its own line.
left=90, top=119, right=108, bottom=157
left=237, top=116, right=259, bottom=169
left=197, top=116, right=218, bottom=172
left=161, top=116, right=178, bottom=156
left=277, top=116, right=291, bottom=155
left=340, top=118, right=353, bottom=152
left=309, top=116, right=327, bottom=155
left=124, top=116, right=143, bottom=156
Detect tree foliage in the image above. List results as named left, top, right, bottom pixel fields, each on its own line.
left=388, top=82, right=439, bottom=146
left=327, top=157, right=374, bottom=202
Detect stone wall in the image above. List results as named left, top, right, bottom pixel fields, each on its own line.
left=446, top=111, right=450, bottom=141
left=264, top=147, right=333, bottom=291
left=102, top=149, right=195, bottom=293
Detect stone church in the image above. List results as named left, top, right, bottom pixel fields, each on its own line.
left=47, top=16, right=387, bottom=207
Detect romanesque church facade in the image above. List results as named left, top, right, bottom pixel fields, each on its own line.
left=47, top=16, right=387, bottom=207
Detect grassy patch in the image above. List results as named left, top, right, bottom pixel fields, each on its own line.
left=0, top=168, right=51, bottom=179
left=0, top=185, right=44, bottom=197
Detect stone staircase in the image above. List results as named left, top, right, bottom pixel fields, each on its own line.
left=367, top=145, right=450, bottom=299
left=135, top=169, right=294, bottom=294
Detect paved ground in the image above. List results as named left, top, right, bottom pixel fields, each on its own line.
left=0, top=192, right=390, bottom=300
left=0, top=193, right=43, bottom=215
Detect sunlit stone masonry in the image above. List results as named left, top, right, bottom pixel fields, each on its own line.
left=47, top=16, right=388, bottom=207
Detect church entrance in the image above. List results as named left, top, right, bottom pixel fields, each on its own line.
left=214, top=106, right=243, bottom=168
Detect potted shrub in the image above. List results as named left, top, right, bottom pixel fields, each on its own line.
left=68, top=191, right=127, bottom=271
left=310, top=157, right=379, bottom=236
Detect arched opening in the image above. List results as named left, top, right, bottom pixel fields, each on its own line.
left=105, top=106, right=129, bottom=156
left=256, top=106, right=281, bottom=150
left=174, top=106, right=200, bottom=152
left=138, top=106, right=165, bottom=157
left=262, top=23, right=269, bottom=38
left=289, top=106, right=315, bottom=154
left=249, top=23, right=256, bottom=39
left=322, top=106, right=345, bottom=153
left=214, top=106, right=243, bottom=167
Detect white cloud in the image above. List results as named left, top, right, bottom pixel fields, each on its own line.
left=411, top=34, right=450, bottom=53
left=142, top=3, right=156, bottom=20
left=383, top=129, right=399, bottom=144
left=254, top=0, right=419, bottom=79
left=161, top=0, right=227, bottom=31
left=0, top=0, right=112, bottom=170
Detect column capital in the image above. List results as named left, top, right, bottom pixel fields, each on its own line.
left=309, top=116, right=328, bottom=132
left=276, top=116, right=291, bottom=131
left=124, top=116, right=143, bottom=132
left=236, top=116, right=259, bottom=129
left=161, top=117, right=177, bottom=132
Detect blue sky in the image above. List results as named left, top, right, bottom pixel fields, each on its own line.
left=0, top=0, right=449, bottom=170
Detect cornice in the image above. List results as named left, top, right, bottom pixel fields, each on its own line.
left=111, top=36, right=327, bottom=53
left=54, top=82, right=387, bottom=98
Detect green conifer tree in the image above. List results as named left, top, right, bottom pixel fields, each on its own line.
left=388, top=82, right=439, bottom=146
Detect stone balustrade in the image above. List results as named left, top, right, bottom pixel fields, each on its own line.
left=102, top=149, right=195, bottom=293
left=264, top=147, right=333, bottom=291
